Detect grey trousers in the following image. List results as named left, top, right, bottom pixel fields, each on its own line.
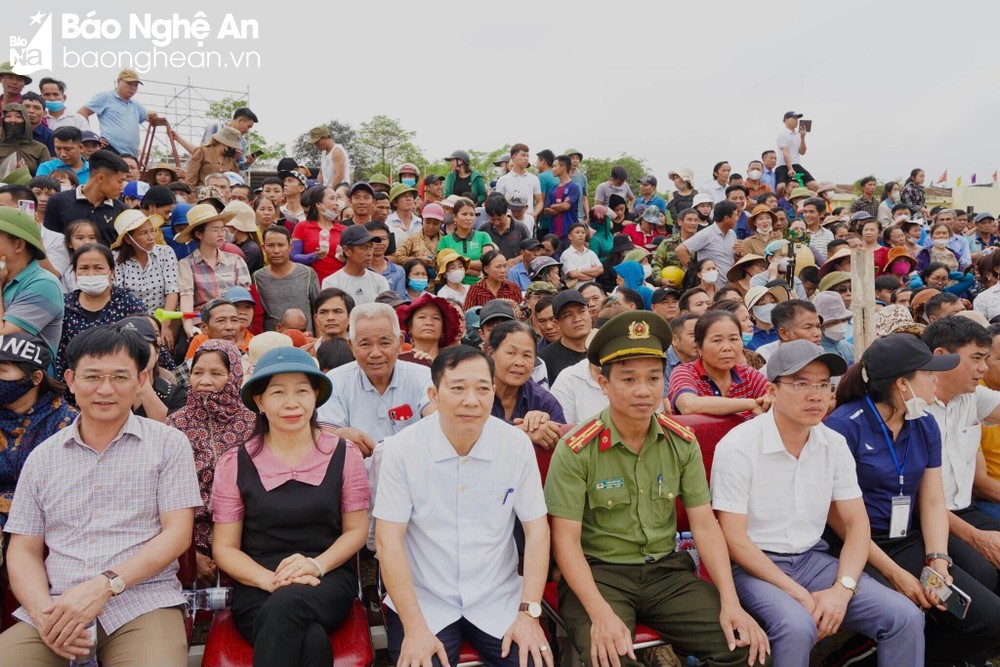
left=732, top=544, right=924, bottom=667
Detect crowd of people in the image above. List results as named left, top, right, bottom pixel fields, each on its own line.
left=2, top=62, right=1000, bottom=667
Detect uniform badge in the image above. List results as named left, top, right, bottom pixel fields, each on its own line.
left=628, top=320, right=650, bottom=340
left=598, top=428, right=612, bottom=452
left=565, top=419, right=603, bottom=453
left=655, top=413, right=695, bottom=442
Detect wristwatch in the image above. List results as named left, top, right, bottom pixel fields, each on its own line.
left=101, top=570, right=126, bottom=595
left=518, top=602, right=542, bottom=619
left=925, top=552, right=953, bottom=568
left=834, top=575, right=858, bottom=596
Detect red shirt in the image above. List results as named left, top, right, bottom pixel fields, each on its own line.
left=667, top=358, right=768, bottom=420
left=463, top=279, right=523, bottom=310
left=622, top=222, right=662, bottom=250
left=292, top=219, right=345, bottom=283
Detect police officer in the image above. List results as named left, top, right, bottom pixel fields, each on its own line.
left=544, top=311, right=769, bottom=667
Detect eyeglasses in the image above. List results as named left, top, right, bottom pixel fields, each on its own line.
left=776, top=380, right=832, bottom=393
left=75, top=373, right=137, bottom=385
left=371, top=237, right=386, bottom=244
left=834, top=286, right=852, bottom=294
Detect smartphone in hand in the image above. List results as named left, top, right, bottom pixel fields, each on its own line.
left=800, top=119, right=813, bottom=132
left=920, top=566, right=971, bottom=619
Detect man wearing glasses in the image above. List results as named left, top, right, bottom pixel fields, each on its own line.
left=712, top=340, right=925, bottom=666
left=0, top=325, right=201, bottom=665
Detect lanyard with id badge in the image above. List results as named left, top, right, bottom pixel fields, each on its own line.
left=865, top=396, right=911, bottom=538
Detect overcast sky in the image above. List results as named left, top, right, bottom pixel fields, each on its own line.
left=14, top=0, right=1000, bottom=187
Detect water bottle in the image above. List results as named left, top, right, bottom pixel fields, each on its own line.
left=318, top=228, right=330, bottom=253
left=68, top=620, right=98, bottom=666
left=184, top=587, right=233, bottom=612
left=676, top=531, right=700, bottom=572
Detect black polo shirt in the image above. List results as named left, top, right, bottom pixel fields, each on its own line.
left=484, top=218, right=531, bottom=260
left=43, top=186, right=126, bottom=246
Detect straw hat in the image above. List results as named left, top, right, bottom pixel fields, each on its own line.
left=173, top=203, right=236, bottom=244
left=110, top=210, right=164, bottom=249
left=222, top=200, right=258, bottom=234
left=212, top=126, right=242, bottom=150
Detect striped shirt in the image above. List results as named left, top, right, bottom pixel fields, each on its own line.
left=3, top=414, right=203, bottom=633
left=667, top=358, right=768, bottom=420
left=463, top=280, right=523, bottom=310
left=177, top=248, right=251, bottom=312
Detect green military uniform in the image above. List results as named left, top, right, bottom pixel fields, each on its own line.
left=543, top=312, right=752, bottom=667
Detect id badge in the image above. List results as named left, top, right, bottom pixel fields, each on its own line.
left=889, top=495, right=911, bottom=538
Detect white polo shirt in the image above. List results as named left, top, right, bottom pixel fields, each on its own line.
left=559, top=245, right=601, bottom=279
left=925, top=385, right=1000, bottom=511
left=549, top=358, right=608, bottom=423
left=711, top=411, right=861, bottom=554
left=373, top=413, right=548, bottom=638
left=776, top=127, right=802, bottom=165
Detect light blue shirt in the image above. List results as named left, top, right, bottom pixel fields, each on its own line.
left=761, top=168, right=777, bottom=191
left=507, top=262, right=531, bottom=290
left=317, top=359, right=433, bottom=442
left=83, top=90, right=147, bottom=157
left=36, top=158, right=90, bottom=184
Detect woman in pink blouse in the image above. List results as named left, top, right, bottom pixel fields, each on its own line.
left=211, top=346, right=369, bottom=666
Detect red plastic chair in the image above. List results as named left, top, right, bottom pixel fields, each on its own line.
left=201, top=555, right=374, bottom=667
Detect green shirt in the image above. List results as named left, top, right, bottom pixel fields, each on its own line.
left=544, top=407, right=711, bottom=565
left=438, top=231, right=495, bottom=285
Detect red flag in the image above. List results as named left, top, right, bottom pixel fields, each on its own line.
left=937, top=169, right=948, bottom=185
left=993, top=170, right=998, bottom=185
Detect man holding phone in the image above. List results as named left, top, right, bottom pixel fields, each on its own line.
left=775, top=112, right=817, bottom=195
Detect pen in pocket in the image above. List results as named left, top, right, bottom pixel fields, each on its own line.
left=502, top=487, right=514, bottom=505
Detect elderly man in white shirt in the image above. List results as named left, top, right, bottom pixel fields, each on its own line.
left=374, top=346, right=553, bottom=667
left=922, top=318, right=1000, bottom=569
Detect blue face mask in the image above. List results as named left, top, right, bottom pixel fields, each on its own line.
left=44, top=100, right=65, bottom=113
left=741, top=332, right=754, bottom=346
left=408, top=278, right=428, bottom=291
left=401, top=177, right=416, bottom=187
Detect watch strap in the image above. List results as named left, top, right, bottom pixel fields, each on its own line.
left=518, top=602, right=541, bottom=618
left=925, top=552, right=953, bottom=567
left=834, top=576, right=857, bottom=594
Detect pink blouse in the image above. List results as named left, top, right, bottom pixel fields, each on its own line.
left=211, top=433, right=369, bottom=522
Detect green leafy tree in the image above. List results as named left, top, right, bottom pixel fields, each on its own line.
left=205, top=96, right=285, bottom=165
left=290, top=120, right=361, bottom=180
left=582, top=154, right=651, bottom=200
left=356, top=116, right=424, bottom=180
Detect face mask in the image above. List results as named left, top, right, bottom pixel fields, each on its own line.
left=890, top=261, right=911, bottom=276
left=741, top=332, right=754, bottom=345
left=894, top=215, right=910, bottom=224
left=752, top=303, right=776, bottom=324
left=642, top=264, right=652, bottom=279
left=932, top=238, right=948, bottom=248
left=127, top=233, right=150, bottom=254
left=902, top=379, right=931, bottom=420
left=401, top=177, right=416, bottom=187
left=824, top=322, right=848, bottom=341
left=77, top=274, right=110, bottom=295
left=446, top=268, right=465, bottom=284
left=701, top=270, right=719, bottom=284
left=2, top=122, right=25, bottom=141
left=44, top=100, right=66, bottom=113
left=756, top=223, right=772, bottom=236
left=408, top=278, right=428, bottom=291
left=0, top=377, right=34, bottom=405
left=223, top=147, right=237, bottom=157
left=748, top=169, right=762, bottom=180
left=320, top=206, right=337, bottom=222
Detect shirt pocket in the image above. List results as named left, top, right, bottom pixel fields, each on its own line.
left=587, top=487, right=632, bottom=532
left=470, top=486, right=515, bottom=535
left=650, top=477, right=680, bottom=524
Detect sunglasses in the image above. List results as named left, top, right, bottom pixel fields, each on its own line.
left=371, top=237, right=387, bottom=244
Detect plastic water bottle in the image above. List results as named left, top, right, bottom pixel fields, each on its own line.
left=184, top=587, right=233, bottom=612
left=68, top=620, right=98, bottom=666
left=676, top=531, right=700, bottom=572
left=318, top=228, right=330, bottom=253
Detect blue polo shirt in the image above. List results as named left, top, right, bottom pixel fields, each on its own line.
left=490, top=380, right=565, bottom=423
left=825, top=398, right=941, bottom=534
left=83, top=90, right=148, bottom=156
left=36, top=158, right=90, bottom=184
left=636, top=194, right=667, bottom=215
left=746, top=327, right=777, bottom=351
left=2, top=260, right=64, bottom=359
left=506, top=262, right=531, bottom=290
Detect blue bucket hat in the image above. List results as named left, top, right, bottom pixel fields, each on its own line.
left=240, top=347, right=332, bottom=413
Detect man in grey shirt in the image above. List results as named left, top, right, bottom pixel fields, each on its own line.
left=675, top=200, right=739, bottom=288
left=252, top=226, right=319, bottom=331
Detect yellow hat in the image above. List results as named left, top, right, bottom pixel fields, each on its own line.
left=173, top=204, right=236, bottom=244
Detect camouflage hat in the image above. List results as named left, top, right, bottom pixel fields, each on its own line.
left=308, top=125, right=331, bottom=144
left=525, top=281, right=559, bottom=297
left=0, top=62, right=31, bottom=84
left=788, top=186, right=813, bottom=201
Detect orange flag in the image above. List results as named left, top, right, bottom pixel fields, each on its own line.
left=937, top=169, right=948, bottom=185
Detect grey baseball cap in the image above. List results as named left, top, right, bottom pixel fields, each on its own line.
left=478, top=300, right=516, bottom=327
left=765, top=340, right=848, bottom=382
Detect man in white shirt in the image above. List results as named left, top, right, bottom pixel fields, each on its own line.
left=321, top=226, right=389, bottom=305
left=713, top=340, right=923, bottom=666
left=922, top=319, right=1000, bottom=569
left=375, top=346, right=552, bottom=666
left=494, top=143, right=543, bottom=221
left=310, top=125, right=350, bottom=187
left=775, top=111, right=817, bottom=194
left=38, top=77, right=89, bottom=132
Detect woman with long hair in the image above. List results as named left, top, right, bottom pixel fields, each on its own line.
left=901, top=169, right=928, bottom=219
left=291, top=186, right=346, bottom=284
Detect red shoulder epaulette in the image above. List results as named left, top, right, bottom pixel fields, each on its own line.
left=656, top=413, right=695, bottom=443
left=565, top=418, right=604, bottom=453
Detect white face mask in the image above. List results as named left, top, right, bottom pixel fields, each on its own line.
left=446, top=268, right=465, bottom=284
left=77, top=274, right=110, bottom=295
left=756, top=223, right=772, bottom=236
left=825, top=322, right=848, bottom=341
left=902, top=379, right=930, bottom=420
left=701, top=270, right=719, bottom=284
left=752, top=303, right=776, bottom=324
left=777, top=258, right=789, bottom=273
left=127, top=233, right=150, bottom=254
left=932, top=238, right=949, bottom=248
left=748, top=169, right=763, bottom=180
left=642, top=263, right=652, bottom=279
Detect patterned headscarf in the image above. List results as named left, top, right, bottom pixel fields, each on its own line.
left=875, top=304, right=915, bottom=339
left=166, top=339, right=257, bottom=552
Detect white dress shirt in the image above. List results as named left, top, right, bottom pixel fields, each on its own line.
left=711, top=411, right=861, bottom=554
left=373, top=413, right=548, bottom=637
left=549, top=358, right=608, bottom=423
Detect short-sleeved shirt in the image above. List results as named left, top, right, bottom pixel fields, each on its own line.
left=2, top=260, right=63, bottom=357
left=253, top=263, right=320, bottom=333
left=680, top=223, right=736, bottom=288
left=538, top=340, right=587, bottom=386
left=494, top=172, right=542, bottom=205
left=570, top=172, right=589, bottom=220
left=177, top=248, right=252, bottom=312
left=317, top=360, right=433, bottom=443
left=490, top=380, right=566, bottom=424
left=544, top=408, right=710, bottom=564
left=924, top=386, right=1000, bottom=511
left=537, top=170, right=559, bottom=231
left=83, top=90, right=148, bottom=156
left=559, top=245, right=601, bottom=279
left=776, top=127, right=803, bottom=165
left=114, top=244, right=180, bottom=314
left=711, top=411, right=862, bottom=554
left=635, top=195, right=668, bottom=215
left=668, top=358, right=768, bottom=419
left=373, top=413, right=547, bottom=637
left=3, top=414, right=202, bottom=633
left=594, top=181, right=634, bottom=205
left=43, top=186, right=126, bottom=245
left=545, top=181, right=582, bottom=238
left=438, top=231, right=495, bottom=285
left=211, top=434, right=369, bottom=522
left=549, top=358, right=608, bottom=424
left=825, top=398, right=941, bottom=534
left=36, top=158, right=90, bottom=184
left=320, top=268, right=390, bottom=306
left=483, top=220, right=532, bottom=261
left=506, top=262, right=531, bottom=290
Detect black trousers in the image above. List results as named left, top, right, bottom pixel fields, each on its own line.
left=385, top=607, right=537, bottom=667
left=232, top=566, right=357, bottom=667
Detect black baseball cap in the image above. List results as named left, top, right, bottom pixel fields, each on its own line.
left=860, top=333, right=960, bottom=381
left=340, top=225, right=375, bottom=247
left=552, top=290, right=587, bottom=317
left=116, top=316, right=157, bottom=343
left=0, top=332, right=51, bottom=371
left=520, top=238, right=542, bottom=251
left=479, top=301, right=516, bottom=327
left=652, top=287, right=681, bottom=304
left=783, top=111, right=804, bottom=120
left=349, top=182, right=374, bottom=197
left=423, top=174, right=443, bottom=186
